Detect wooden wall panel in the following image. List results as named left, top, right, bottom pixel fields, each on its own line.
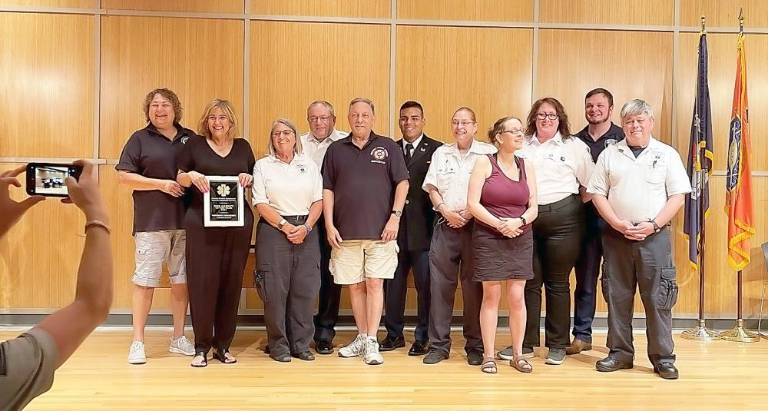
left=396, top=26, right=533, bottom=142
left=247, top=0, right=389, bottom=18
left=0, top=0, right=95, bottom=6
left=674, top=32, right=768, bottom=170
left=100, top=16, right=244, bottom=159
left=680, top=0, right=768, bottom=28
left=0, top=163, right=85, bottom=309
left=536, top=30, right=674, bottom=144
left=397, top=0, right=533, bottom=22
left=101, top=0, right=243, bottom=13
left=0, top=13, right=94, bottom=158
left=540, top=0, right=674, bottom=26
left=250, top=22, right=390, bottom=157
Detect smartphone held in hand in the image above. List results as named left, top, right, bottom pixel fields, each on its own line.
left=25, top=163, right=83, bottom=197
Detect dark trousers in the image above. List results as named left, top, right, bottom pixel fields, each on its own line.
left=572, top=202, right=605, bottom=343
left=602, top=228, right=677, bottom=365
left=313, top=217, right=340, bottom=343
left=186, top=212, right=253, bottom=354
left=524, top=195, right=584, bottom=350
left=256, top=216, right=321, bottom=358
left=428, top=221, right=482, bottom=355
left=384, top=241, right=430, bottom=342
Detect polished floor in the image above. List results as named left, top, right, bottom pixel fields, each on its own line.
left=2, top=327, right=767, bottom=410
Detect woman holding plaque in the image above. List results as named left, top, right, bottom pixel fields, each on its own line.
left=176, top=99, right=255, bottom=367
left=252, top=119, right=323, bottom=362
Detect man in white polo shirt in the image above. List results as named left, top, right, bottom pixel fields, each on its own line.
left=587, top=99, right=690, bottom=380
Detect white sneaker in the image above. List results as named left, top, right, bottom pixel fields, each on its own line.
left=338, top=334, right=367, bottom=358
left=363, top=338, right=383, bottom=365
left=128, top=341, right=146, bottom=364
left=169, top=335, right=195, bottom=356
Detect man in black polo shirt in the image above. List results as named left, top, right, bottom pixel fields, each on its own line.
left=116, top=88, right=197, bottom=364
left=569, top=87, right=624, bottom=354
left=322, top=97, right=409, bottom=366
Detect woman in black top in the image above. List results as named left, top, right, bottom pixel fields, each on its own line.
left=177, top=99, right=255, bottom=367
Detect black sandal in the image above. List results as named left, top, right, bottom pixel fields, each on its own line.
left=212, top=348, right=237, bottom=364
left=190, top=352, right=208, bottom=368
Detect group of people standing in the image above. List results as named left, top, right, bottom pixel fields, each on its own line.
left=119, top=87, right=689, bottom=380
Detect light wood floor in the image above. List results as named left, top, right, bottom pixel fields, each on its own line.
left=2, top=328, right=767, bottom=410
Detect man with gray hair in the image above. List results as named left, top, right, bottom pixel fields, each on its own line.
left=322, top=98, right=409, bottom=365
left=587, top=99, right=690, bottom=379
left=300, top=100, right=346, bottom=355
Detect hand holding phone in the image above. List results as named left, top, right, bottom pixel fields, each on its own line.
left=0, top=165, right=46, bottom=237
left=26, top=162, right=83, bottom=197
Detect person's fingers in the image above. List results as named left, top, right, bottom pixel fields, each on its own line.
left=0, top=177, right=21, bottom=188
left=3, top=164, right=27, bottom=178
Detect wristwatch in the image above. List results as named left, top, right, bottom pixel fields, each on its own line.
left=277, top=218, right=288, bottom=230
left=391, top=209, right=403, bottom=218
left=519, top=216, right=527, bottom=225
left=649, top=219, right=661, bottom=233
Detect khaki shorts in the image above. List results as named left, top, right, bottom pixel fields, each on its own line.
left=0, top=327, right=58, bottom=411
left=132, top=230, right=187, bottom=287
left=330, top=240, right=398, bottom=285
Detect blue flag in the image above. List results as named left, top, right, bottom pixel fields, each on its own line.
left=684, top=32, right=714, bottom=270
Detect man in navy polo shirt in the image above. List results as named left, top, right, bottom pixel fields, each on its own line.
left=321, top=98, right=409, bottom=366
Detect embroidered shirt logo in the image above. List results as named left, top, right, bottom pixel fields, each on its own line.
left=371, top=147, right=388, bottom=164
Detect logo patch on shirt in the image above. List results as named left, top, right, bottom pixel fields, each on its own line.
left=604, top=138, right=617, bottom=147
left=370, top=147, right=389, bottom=164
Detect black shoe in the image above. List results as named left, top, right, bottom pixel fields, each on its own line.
left=422, top=349, right=449, bottom=364
left=292, top=351, right=316, bottom=361
left=466, top=350, right=483, bottom=366
left=654, top=363, right=679, bottom=380
left=379, top=335, right=405, bottom=352
left=408, top=340, right=429, bottom=356
left=315, top=340, right=334, bottom=355
left=270, top=353, right=292, bottom=363
left=596, top=356, right=633, bottom=372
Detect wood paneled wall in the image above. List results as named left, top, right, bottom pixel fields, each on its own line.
left=1, top=1, right=766, bottom=321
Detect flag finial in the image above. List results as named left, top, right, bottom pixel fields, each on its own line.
left=738, top=8, right=744, bottom=33
left=701, top=16, right=706, bottom=34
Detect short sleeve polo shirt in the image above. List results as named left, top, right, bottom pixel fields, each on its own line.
left=322, top=132, right=410, bottom=240
left=115, top=123, right=195, bottom=234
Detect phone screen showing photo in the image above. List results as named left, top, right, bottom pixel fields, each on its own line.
left=33, top=165, right=74, bottom=196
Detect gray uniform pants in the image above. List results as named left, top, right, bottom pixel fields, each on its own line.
left=602, top=227, right=678, bottom=365
left=255, top=216, right=321, bottom=358
left=427, top=221, right=483, bottom=355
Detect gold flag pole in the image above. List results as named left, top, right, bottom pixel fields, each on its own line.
left=682, top=15, right=718, bottom=341
left=720, top=8, right=759, bottom=343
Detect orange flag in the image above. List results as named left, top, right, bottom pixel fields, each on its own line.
left=725, top=32, right=755, bottom=271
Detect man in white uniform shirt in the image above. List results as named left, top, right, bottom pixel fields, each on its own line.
left=587, top=99, right=690, bottom=380
left=299, top=100, right=346, bottom=355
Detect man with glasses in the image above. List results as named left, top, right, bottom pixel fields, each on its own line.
left=380, top=101, right=441, bottom=356
left=322, top=98, right=409, bottom=365
left=588, top=99, right=688, bottom=379
left=568, top=88, right=625, bottom=355
left=299, top=100, right=346, bottom=355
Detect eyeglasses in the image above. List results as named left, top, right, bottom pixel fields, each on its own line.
left=536, top=113, right=559, bottom=121
left=308, top=115, right=332, bottom=123
left=501, top=129, right=524, bottom=136
left=271, top=130, right=295, bottom=138
left=451, top=120, right=476, bottom=127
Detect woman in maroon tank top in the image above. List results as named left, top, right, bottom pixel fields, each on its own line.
left=467, top=116, right=538, bottom=374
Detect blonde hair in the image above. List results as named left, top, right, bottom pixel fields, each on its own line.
left=198, top=99, right=239, bottom=141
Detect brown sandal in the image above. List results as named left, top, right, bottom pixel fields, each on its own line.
left=481, top=357, right=498, bottom=374
left=511, top=356, right=533, bottom=373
